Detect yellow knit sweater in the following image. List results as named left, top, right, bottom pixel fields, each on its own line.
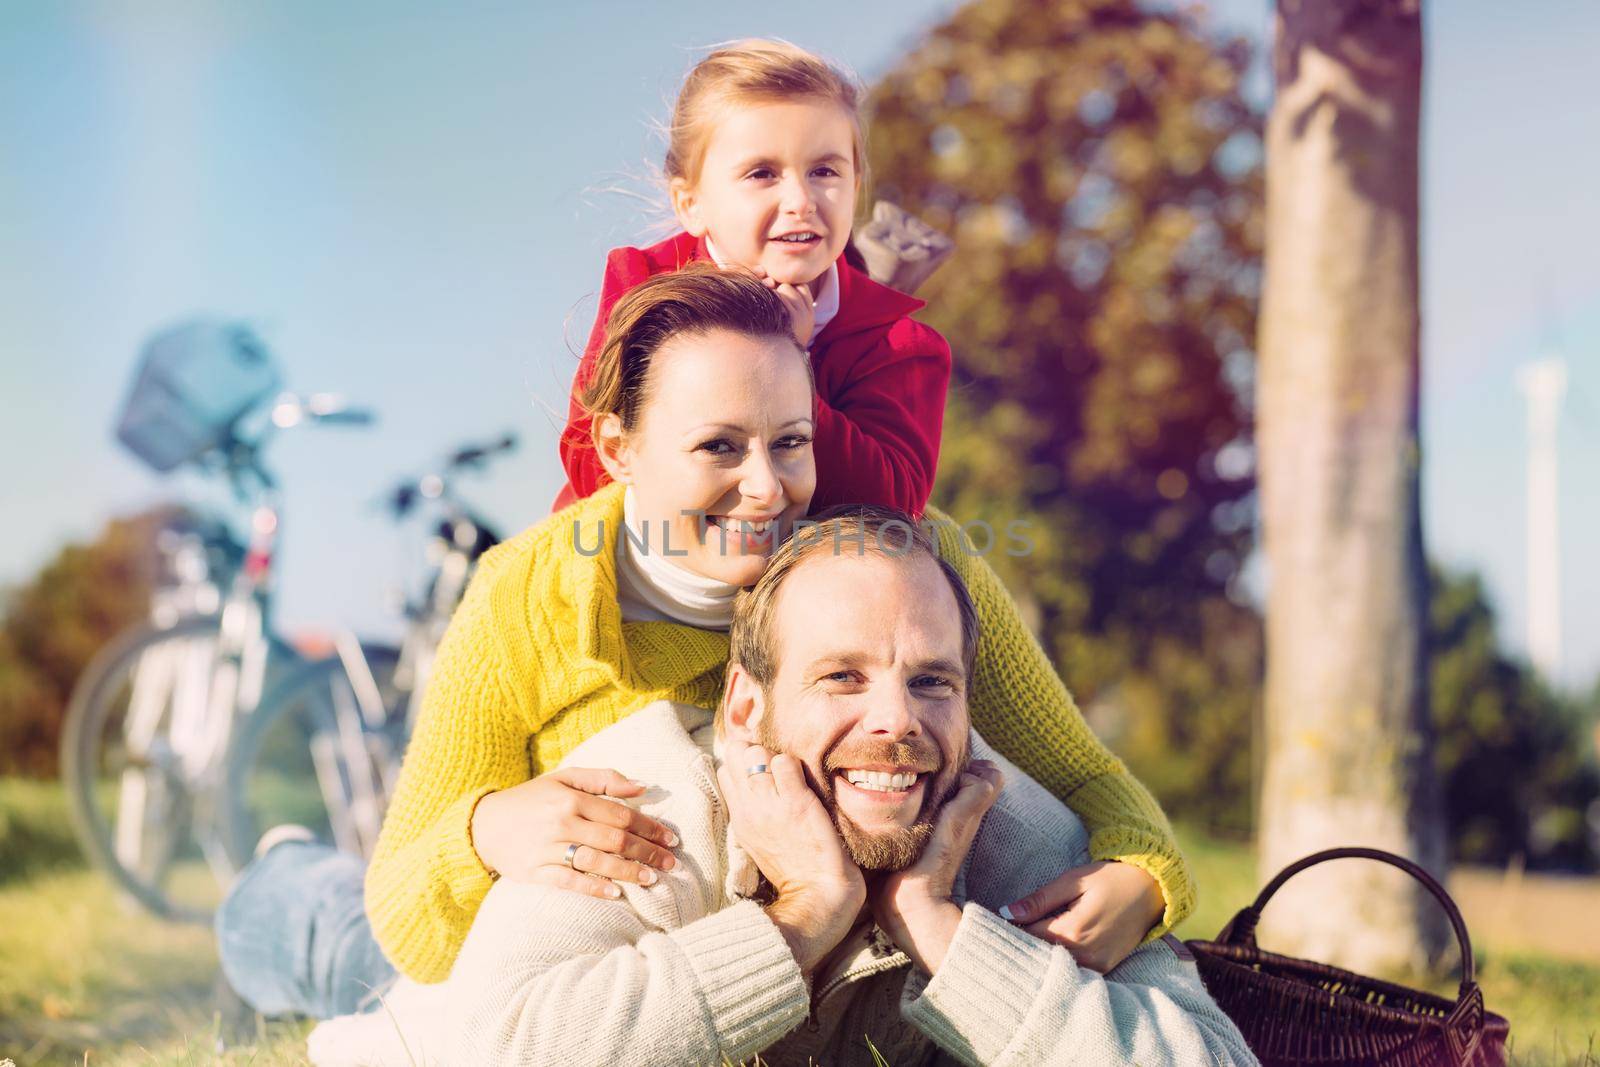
left=365, top=482, right=1193, bottom=983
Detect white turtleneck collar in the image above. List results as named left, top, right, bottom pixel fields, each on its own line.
left=704, top=237, right=840, bottom=343
left=615, top=486, right=740, bottom=631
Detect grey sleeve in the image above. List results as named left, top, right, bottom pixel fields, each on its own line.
left=901, top=903, right=1257, bottom=1067
left=446, top=882, right=809, bottom=1067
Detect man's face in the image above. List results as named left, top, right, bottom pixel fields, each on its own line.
left=753, top=549, right=971, bottom=871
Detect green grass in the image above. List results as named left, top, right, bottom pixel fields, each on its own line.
left=0, top=778, right=309, bottom=1065
left=2, top=779, right=1596, bottom=1065
left=0, top=777, right=84, bottom=887
left=1173, top=824, right=1264, bottom=943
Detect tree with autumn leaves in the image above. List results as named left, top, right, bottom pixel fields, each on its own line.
left=869, top=0, right=1595, bottom=973
left=869, top=0, right=1266, bottom=835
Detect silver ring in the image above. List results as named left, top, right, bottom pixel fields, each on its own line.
left=563, top=842, right=581, bottom=870
left=746, top=763, right=770, bottom=776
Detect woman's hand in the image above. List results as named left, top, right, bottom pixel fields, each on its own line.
left=469, top=767, right=680, bottom=898
left=1000, top=860, right=1166, bottom=973
left=871, top=761, right=1003, bottom=975
left=752, top=269, right=816, bottom=345
left=716, top=738, right=863, bottom=975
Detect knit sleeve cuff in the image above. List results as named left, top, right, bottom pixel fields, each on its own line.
left=443, top=786, right=499, bottom=905
left=902, top=902, right=1073, bottom=1066
left=365, top=787, right=501, bottom=984
left=1066, top=772, right=1194, bottom=940
left=671, top=899, right=809, bottom=1062
left=1084, top=827, right=1194, bottom=943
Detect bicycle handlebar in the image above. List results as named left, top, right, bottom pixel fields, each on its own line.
left=270, top=393, right=378, bottom=430
left=447, top=433, right=518, bottom=470
left=200, top=393, right=378, bottom=503
left=313, top=408, right=377, bottom=426
left=381, top=433, right=518, bottom=520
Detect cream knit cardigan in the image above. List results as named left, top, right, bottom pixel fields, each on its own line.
left=309, top=702, right=1253, bottom=1067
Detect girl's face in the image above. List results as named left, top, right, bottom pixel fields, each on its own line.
left=673, top=99, right=859, bottom=288
left=598, top=328, right=817, bottom=586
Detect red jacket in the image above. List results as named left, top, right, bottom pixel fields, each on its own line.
left=555, top=231, right=951, bottom=516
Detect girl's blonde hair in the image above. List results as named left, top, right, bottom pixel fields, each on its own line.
left=665, top=39, right=868, bottom=191
left=579, top=263, right=812, bottom=432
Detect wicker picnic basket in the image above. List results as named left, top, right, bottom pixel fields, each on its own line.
left=1185, top=847, right=1510, bottom=1066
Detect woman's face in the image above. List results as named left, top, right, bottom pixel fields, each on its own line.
left=603, top=327, right=816, bottom=586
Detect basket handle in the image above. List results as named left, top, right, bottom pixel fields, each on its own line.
left=1216, top=846, right=1477, bottom=994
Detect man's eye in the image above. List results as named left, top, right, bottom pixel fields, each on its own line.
left=912, top=676, right=955, bottom=692
left=823, top=670, right=858, bottom=684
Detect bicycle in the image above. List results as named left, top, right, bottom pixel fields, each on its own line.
left=220, top=434, right=512, bottom=866
left=61, top=321, right=383, bottom=922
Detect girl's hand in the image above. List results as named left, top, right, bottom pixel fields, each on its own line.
left=753, top=269, right=817, bottom=345
left=1000, top=860, right=1166, bottom=973
left=469, top=767, right=680, bottom=898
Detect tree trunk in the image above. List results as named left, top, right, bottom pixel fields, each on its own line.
left=1256, top=0, right=1450, bottom=974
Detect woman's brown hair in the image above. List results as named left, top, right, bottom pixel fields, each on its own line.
left=577, top=263, right=811, bottom=432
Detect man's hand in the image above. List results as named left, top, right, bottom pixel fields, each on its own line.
left=870, top=761, right=1003, bottom=975
left=999, top=860, right=1166, bottom=973
left=717, top=738, right=864, bottom=975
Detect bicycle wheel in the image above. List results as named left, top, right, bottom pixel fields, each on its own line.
left=222, top=644, right=402, bottom=866
left=60, top=616, right=297, bottom=923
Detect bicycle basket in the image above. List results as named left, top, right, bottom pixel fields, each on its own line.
left=115, top=320, right=282, bottom=472
left=1186, top=847, right=1509, bottom=1066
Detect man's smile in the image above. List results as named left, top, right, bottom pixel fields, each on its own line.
left=842, top=769, right=921, bottom=792
left=830, top=762, right=935, bottom=825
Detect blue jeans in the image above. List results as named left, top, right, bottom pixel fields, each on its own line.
left=214, top=841, right=396, bottom=1018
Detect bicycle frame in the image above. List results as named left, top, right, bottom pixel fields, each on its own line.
left=217, top=409, right=399, bottom=862
left=113, top=497, right=279, bottom=885
left=102, top=394, right=379, bottom=892
left=91, top=409, right=508, bottom=912
left=332, top=437, right=512, bottom=819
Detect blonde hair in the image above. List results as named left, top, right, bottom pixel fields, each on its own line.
left=578, top=263, right=810, bottom=431
left=665, top=39, right=868, bottom=192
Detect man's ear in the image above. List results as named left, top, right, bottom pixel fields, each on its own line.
left=592, top=413, right=633, bottom=486
left=720, top=662, right=766, bottom=742
left=670, top=177, right=707, bottom=238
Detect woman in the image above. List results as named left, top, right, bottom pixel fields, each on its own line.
left=217, top=265, right=1187, bottom=1019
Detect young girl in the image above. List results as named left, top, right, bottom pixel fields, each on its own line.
left=365, top=42, right=1194, bottom=987
left=555, top=39, right=948, bottom=516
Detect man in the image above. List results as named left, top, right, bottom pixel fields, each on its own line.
left=315, top=508, right=1253, bottom=1066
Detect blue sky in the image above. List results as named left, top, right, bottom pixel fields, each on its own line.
left=2, top=0, right=1597, bottom=689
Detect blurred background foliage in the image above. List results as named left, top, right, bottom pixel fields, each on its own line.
left=870, top=0, right=1266, bottom=837
left=1430, top=566, right=1600, bottom=869
left=866, top=0, right=1598, bottom=867
left=0, top=508, right=173, bottom=778
left=0, top=0, right=1596, bottom=875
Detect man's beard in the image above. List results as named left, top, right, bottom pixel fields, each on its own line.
left=757, top=716, right=971, bottom=872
